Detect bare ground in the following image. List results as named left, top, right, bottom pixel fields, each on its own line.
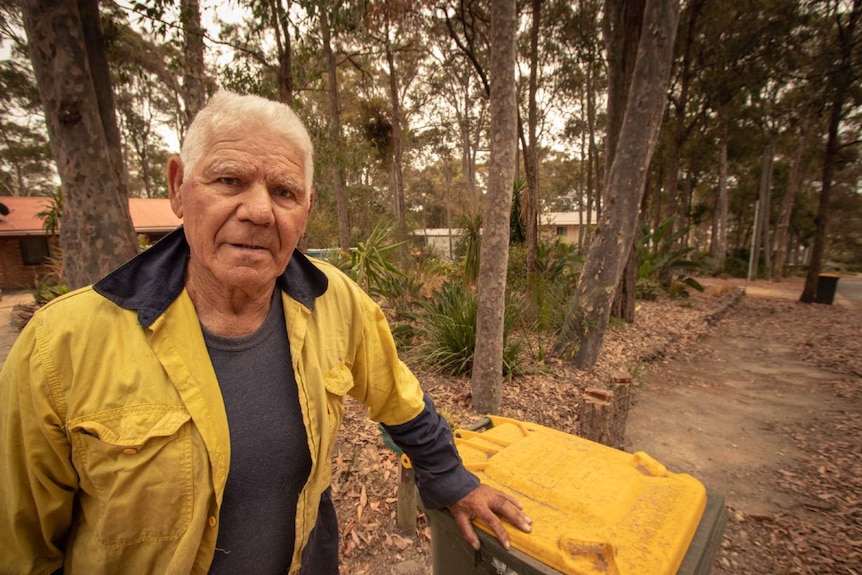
left=333, top=277, right=862, bottom=575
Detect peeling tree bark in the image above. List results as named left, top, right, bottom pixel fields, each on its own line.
left=23, top=0, right=138, bottom=289
left=554, top=0, right=680, bottom=369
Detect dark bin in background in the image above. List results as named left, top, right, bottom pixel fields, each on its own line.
left=816, top=273, right=840, bottom=304
left=428, top=416, right=727, bottom=575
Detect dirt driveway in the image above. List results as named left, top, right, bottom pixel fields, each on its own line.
left=626, top=279, right=862, bottom=573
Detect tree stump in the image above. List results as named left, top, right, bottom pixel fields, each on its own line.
left=579, top=370, right=632, bottom=449
left=610, top=370, right=632, bottom=450
left=580, top=388, right=614, bottom=446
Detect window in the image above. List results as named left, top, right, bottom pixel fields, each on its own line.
left=20, top=237, right=51, bottom=265
left=556, top=226, right=567, bottom=237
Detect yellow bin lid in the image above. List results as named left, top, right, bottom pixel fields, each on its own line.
left=454, top=416, right=707, bottom=575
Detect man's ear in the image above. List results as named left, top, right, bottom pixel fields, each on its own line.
left=167, top=157, right=185, bottom=218
left=307, top=187, right=315, bottom=215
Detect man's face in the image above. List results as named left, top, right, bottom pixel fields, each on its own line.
left=168, top=125, right=313, bottom=295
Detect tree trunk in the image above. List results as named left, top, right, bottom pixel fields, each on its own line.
left=384, top=30, right=408, bottom=251
left=320, top=6, right=350, bottom=249
left=272, top=0, right=293, bottom=105
left=458, top=103, right=480, bottom=211
left=585, top=58, right=597, bottom=238
left=578, top=95, right=587, bottom=251
left=471, top=0, right=517, bottom=414
left=711, top=128, right=729, bottom=266
left=604, top=0, right=645, bottom=322
left=802, top=0, right=860, bottom=302
left=751, top=138, right=774, bottom=279
left=23, top=0, right=138, bottom=289
left=586, top=58, right=601, bottom=221
left=773, top=117, right=813, bottom=279
left=554, top=0, right=680, bottom=368
left=761, top=137, right=775, bottom=277
left=181, top=0, right=206, bottom=123
left=665, top=0, right=704, bottom=243
left=524, top=0, right=542, bottom=277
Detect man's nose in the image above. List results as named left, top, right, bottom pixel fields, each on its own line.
left=237, top=182, right=276, bottom=226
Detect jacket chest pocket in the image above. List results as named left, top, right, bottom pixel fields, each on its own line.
left=68, top=405, right=193, bottom=548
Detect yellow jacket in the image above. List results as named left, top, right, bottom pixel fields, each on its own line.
left=0, top=228, right=472, bottom=575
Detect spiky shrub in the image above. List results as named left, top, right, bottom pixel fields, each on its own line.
left=507, top=239, right=583, bottom=333
left=456, top=213, right=482, bottom=287
left=346, top=221, right=407, bottom=300
left=407, top=281, right=523, bottom=377
left=638, top=217, right=705, bottom=298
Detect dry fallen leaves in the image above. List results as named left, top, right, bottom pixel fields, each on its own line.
left=334, top=277, right=862, bottom=575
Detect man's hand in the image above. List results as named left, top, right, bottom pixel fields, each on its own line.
left=448, top=484, right=532, bottom=551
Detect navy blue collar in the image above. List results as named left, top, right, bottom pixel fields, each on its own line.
left=93, top=226, right=328, bottom=328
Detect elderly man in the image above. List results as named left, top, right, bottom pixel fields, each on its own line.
left=0, top=91, right=530, bottom=574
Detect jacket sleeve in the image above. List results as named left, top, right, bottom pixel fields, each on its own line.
left=0, top=319, right=76, bottom=575
left=325, top=268, right=479, bottom=508
left=382, top=394, right=480, bottom=509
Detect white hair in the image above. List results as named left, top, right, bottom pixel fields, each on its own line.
left=180, top=91, right=314, bottom=192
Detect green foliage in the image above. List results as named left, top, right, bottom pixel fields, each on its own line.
left=457, top=212, right=483, bottom=286
left=508, top=239, right=583, bottom=333
left=36, top=188, right=62, bottom=235
left=722, top=249, right=750, bottom=278
left=638, top=217, right=705, bottom=298
left=33, top=276, right=70, bottom=306
left=347, top=221, right=407, bottom=299
left=406, top=282, right=523, bottom=377
left=0, top=46, right=55, bottom=197
left=32, top=253, right=69, bottom=305
left=635, top=278, right=663, bottom=301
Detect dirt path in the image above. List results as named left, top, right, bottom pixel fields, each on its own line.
left=626, top=282, right=862, bottom=573
left=625, top=308, right=842, bottom=516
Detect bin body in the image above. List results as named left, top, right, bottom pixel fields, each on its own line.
left=433, top=416, right=724, bottom=575
left=816, top=273, right=840, bottom=304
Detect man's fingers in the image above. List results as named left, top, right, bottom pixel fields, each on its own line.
left=478, top=509, right=512, bottom=549
left=490, top=493, right=532, bottom=533
left=448, top=484, right=533, bottom=551
left=453, top=513, right=480, bottom=551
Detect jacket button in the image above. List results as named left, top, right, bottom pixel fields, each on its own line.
left=122, top=448, right=138, bottom=455
left=208, top=516, right=217, bottom=527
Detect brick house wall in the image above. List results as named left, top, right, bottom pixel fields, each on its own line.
left=0, top=236, right=59, bottom=291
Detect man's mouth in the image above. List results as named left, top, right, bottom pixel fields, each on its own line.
left=233, top=243, right=267, bottom=250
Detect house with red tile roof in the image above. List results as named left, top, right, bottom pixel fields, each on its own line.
left=0, top=196, right=181, bottom=290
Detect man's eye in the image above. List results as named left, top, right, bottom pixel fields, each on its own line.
left=219, top=177, right=239, bottom=186
left=274, top=187, right=295, bottom=198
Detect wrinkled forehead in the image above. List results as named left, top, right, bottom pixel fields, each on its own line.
left=183, top=107, right=314, bottom=192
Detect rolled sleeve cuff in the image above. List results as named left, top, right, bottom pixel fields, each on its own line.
left=381, top=394, right=481, bottom=509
